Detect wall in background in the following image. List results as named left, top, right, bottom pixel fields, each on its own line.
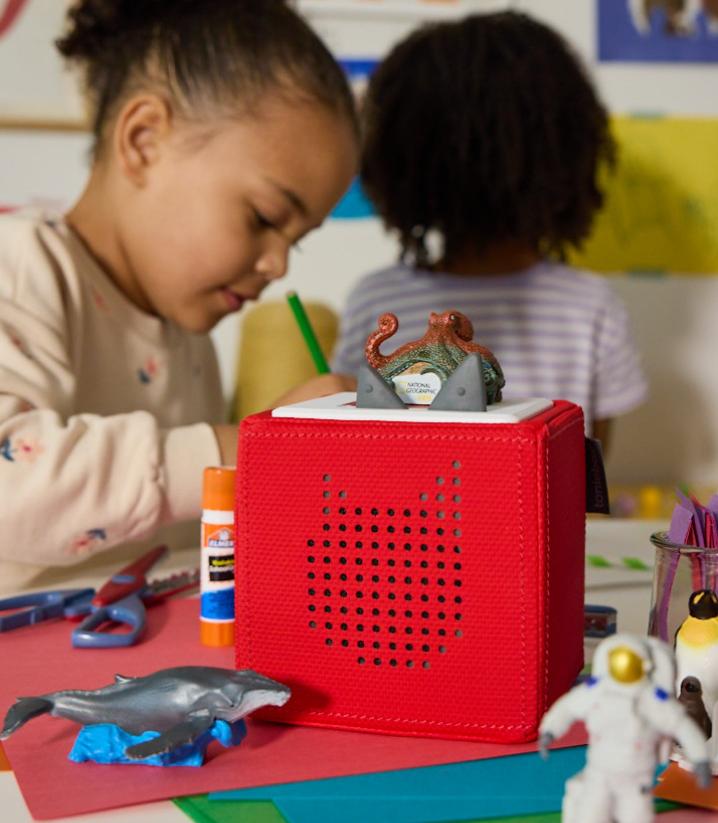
left=1, top=0, right=718, bottom=484
left=0, top=0, right=84, bottom=127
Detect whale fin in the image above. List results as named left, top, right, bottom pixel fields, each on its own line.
left=124, top=710, right=214, bottom=759
left=1, top=697, right=53, bottom=739
left=114, top=674, right=133, bottom=684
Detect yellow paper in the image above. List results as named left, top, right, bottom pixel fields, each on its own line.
left=570, top=117, right=718, bottom=275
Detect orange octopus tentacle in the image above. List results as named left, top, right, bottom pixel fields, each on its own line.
left=365, top=313, right=400, bottom=370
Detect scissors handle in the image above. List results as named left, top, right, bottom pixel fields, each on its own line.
left=72, top=593, right=147, bottom=648
left=0, top=589, right=94, bottom=632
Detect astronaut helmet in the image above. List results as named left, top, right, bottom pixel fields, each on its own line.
left=591, top=633, right=675, bottom=693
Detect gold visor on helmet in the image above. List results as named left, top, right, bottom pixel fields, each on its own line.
left=608, top=646, right=645, bottom=684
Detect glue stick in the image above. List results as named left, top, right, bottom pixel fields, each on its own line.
left=200, top=466, right=236, bottom=646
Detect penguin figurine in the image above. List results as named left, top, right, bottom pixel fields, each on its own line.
left=675, top=589, right=718, bottom=724
left=678, top=676, right=713, bottom=739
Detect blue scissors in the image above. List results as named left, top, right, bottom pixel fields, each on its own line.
left=67, top=544, right=169, bottom=648
left=0, top=588, right=94, bottom=632
left=0, top=545, right=198, bottom=648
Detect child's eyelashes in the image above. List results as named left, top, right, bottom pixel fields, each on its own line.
left=253, top=208, right=276, bottom=230
left=252, top=205, right=305, bottom=252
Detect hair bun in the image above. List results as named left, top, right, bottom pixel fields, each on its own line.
left=55, top=0, right=353, bottom=153
left=57, top=0, right=290, bottom=60
left=57, top=0, right=170, bottom=60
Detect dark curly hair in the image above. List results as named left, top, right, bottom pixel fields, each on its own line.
left=361, top=11, right=616, bottom=265
left=57, top=0, right=357, bottom=155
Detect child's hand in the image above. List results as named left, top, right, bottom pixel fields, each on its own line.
left=272, top=374, right=357, bottom=407
left=212, top=424, right=239, bottom=466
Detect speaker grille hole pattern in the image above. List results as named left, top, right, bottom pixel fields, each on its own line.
left=307, top=463, right=464, bottom=669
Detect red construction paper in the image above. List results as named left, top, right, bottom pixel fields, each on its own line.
left=0, top=598, right=585, bottom=820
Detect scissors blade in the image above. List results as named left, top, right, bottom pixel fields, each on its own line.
left=92, top=544, right=168, bottom=607
left=142, top=568, right=200, bottom=605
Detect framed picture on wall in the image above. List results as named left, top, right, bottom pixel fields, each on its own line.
left=598, top=0, right=718, bottom=62
left=0, top=0, right=86, bottom=130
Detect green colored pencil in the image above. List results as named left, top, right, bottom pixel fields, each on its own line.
left=286, top=291, right=330, bottom=374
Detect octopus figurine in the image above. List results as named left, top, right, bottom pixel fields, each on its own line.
left=365, top=311, right=505, bottom=405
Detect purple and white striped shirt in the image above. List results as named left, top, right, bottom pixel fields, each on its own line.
left=332, top=262, right=648, bottom=432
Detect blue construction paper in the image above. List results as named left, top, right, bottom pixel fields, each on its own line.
left=211, top=746, right=586, bottom=823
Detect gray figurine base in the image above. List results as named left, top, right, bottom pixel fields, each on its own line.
left=356, top=363, right=406, bottom=409
left=430, top=353, right=487, bottom=412
left=356, top=354, right=487, bottom=412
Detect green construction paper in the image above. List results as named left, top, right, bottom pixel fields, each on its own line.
left=472, top=815, right=562, bottom=823
left=174, top=795, right=286, bottom=823
left=655, top=800, right=685, bottom=812
left=173, top=795, right=681, bottom=823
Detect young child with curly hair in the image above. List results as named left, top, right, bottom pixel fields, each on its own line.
left=329, top=11, right=647, bottom=446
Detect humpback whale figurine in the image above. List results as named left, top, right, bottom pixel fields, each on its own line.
left=1, top=666, right=291, bottom=764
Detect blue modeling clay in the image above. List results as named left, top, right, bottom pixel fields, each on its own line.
left=69, top=718, right=247, bottom=767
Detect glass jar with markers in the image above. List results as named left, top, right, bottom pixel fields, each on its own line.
left=648, top=531, right=718, bottom=642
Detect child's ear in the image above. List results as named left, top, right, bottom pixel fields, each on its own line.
left=113, top=94, right=172, bottom=185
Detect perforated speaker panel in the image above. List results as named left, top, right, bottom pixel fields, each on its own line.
left=306, top=463, right=464, bottom=671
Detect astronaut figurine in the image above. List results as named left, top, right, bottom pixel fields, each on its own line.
left=539, top=633, right=711, bottom=823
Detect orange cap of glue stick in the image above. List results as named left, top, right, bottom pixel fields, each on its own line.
left=202, top=466, right=236, bottom=510
left=200, top=466, right=236, bottom=647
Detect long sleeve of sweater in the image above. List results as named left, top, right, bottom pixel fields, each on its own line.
left=0, top=215, right=223, bottom=572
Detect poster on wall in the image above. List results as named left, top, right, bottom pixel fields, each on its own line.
left=570, top=116, right=718, bottom=275
left=598, top=0, right=718, bottom=62
left=0, top=0, right=85, bottom=127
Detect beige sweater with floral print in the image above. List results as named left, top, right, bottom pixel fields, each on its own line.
left=0, top=214, right=225, bottom=594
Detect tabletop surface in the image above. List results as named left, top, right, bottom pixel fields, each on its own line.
left=0, top=519, right=698, bottom=822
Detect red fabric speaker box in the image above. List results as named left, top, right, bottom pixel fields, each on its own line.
left=235, top=396, right=586, bottom=743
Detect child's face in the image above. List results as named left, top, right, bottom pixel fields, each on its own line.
left=120, top=95, right=357, bottom=333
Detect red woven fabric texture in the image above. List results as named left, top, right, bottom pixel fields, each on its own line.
left=235, top=401, right=585, bottom=743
